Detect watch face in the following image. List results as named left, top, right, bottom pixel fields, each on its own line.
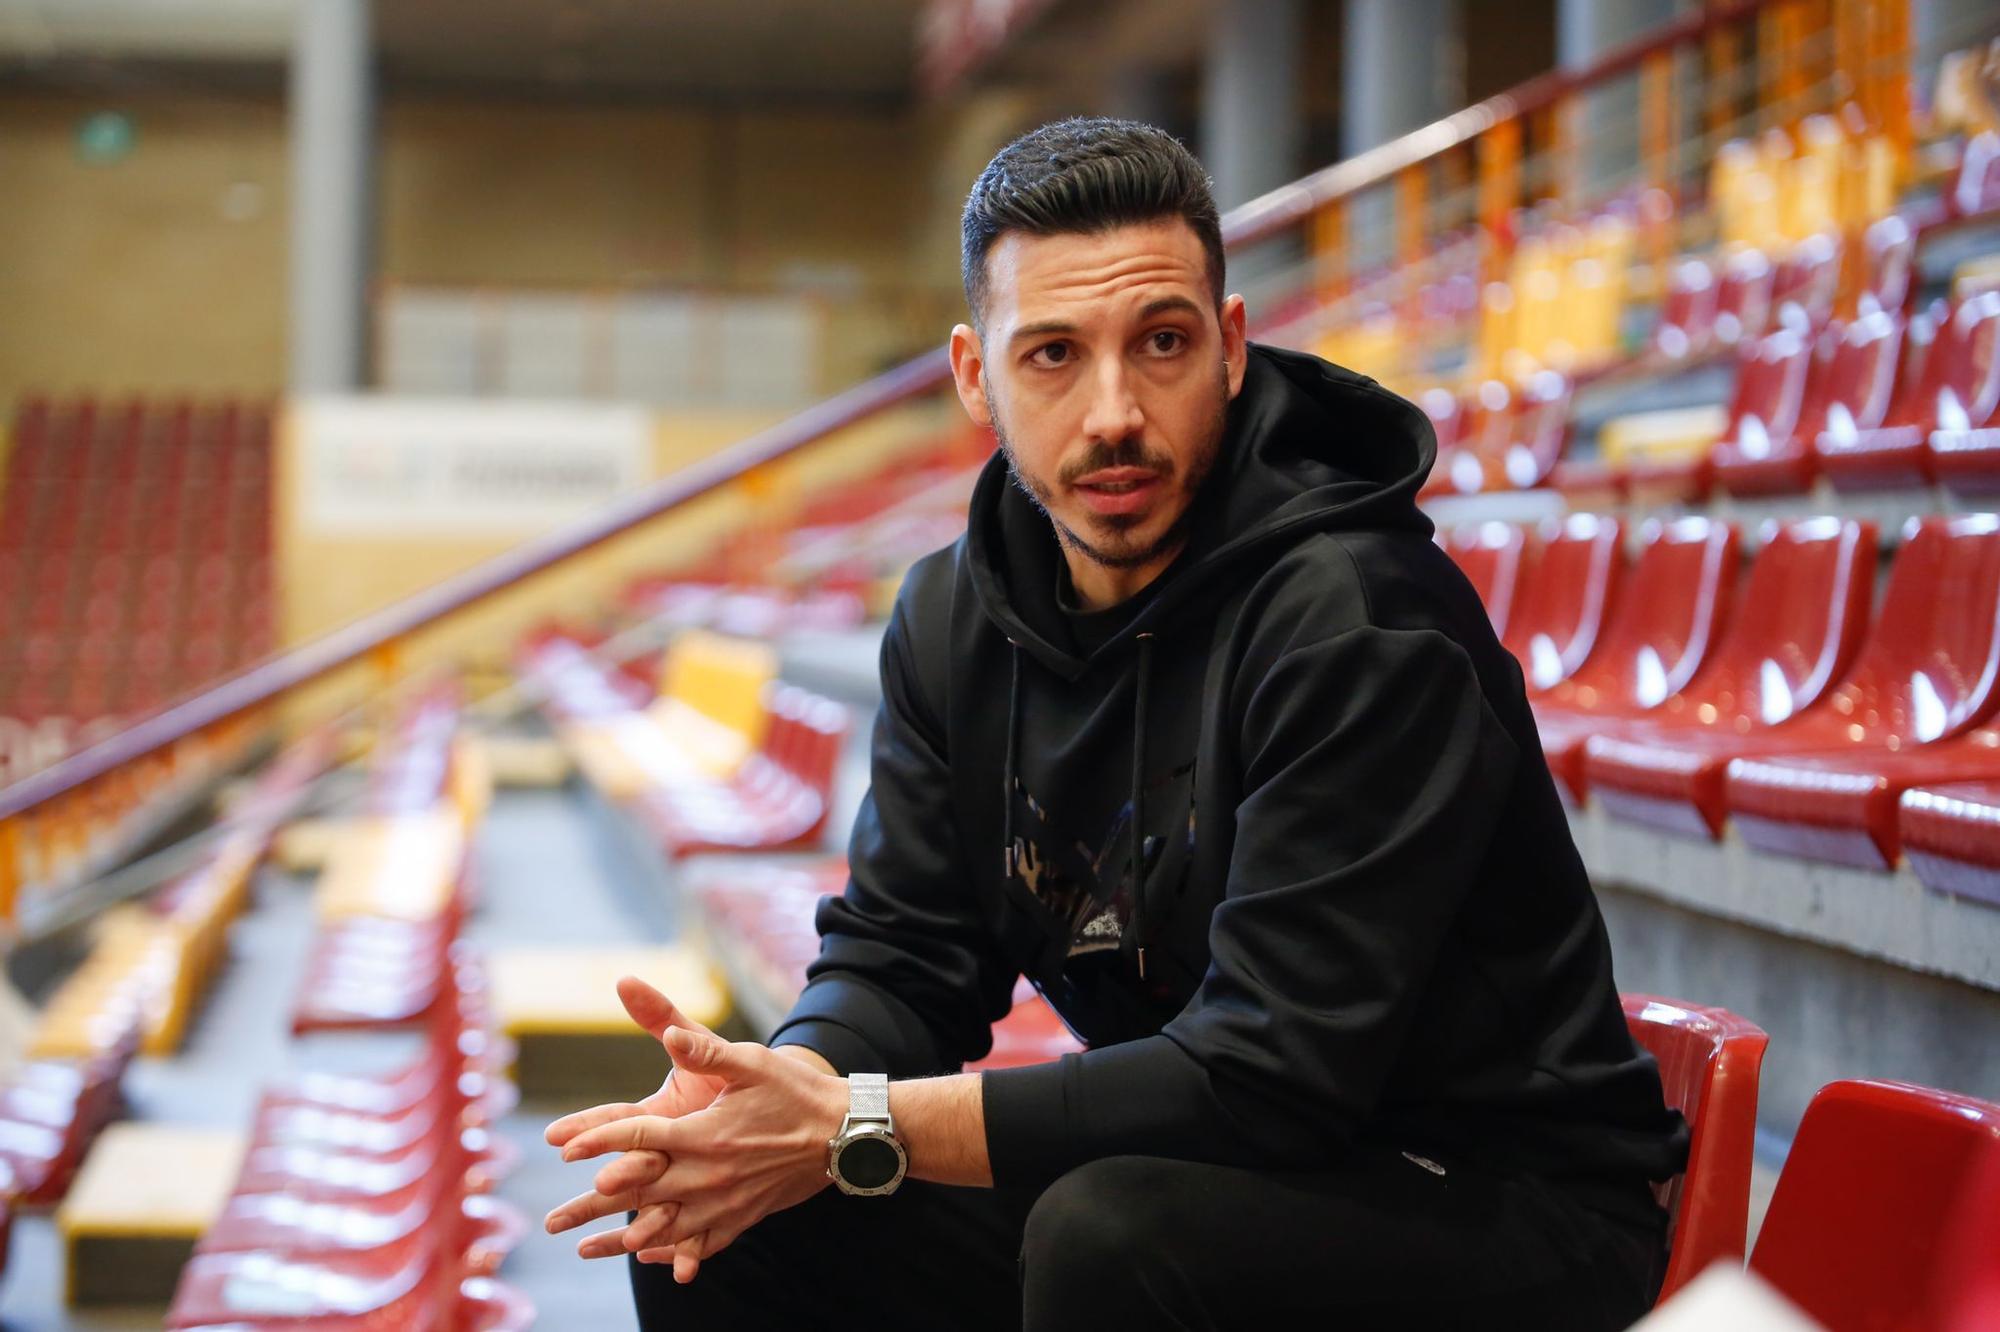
left=838, top=1134, right=903, bottom=1190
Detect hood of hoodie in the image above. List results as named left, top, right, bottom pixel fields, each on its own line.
left=966, top=342, right=1437, bottom=679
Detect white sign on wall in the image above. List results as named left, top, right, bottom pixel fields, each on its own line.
left=295, top=396, right=653, bottom=536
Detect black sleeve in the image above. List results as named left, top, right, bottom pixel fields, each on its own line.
left=767, top=591, right=1020, bottom=1076
left=980, top=624, right=1519, bottom=1184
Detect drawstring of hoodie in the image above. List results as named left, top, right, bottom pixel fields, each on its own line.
left=1003, top=641, right=1021, bottom=881
left=1130, top=632, right=1155, bottom=978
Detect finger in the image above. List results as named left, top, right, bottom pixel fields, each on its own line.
left=618, top=976, right=718, bottom=1045
left=662, top=1025, right=758, bottom=1080
left=635, top=1243, right=675, bottom=1265
left=594, top=1149, right=669, bottom=1197
left=546, top=1181, right=668, bottom=1235
left=675, top=1230, right=706, bottom=1284
left=545, top=1100, right=646, bottom=1148
left=577, top=1224, right=636, bottom=1260
left=621, top=1201, right=680, bottom=1252
left=564, top=1113, right=682, bottom=1162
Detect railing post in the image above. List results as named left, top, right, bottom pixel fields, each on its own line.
left=0, top=817, right=20, bottom=928
left=1873, top=0, right=1911, bottom=174
left=1707, top=11, right=1742, bottom=145
left=1479, top=116, right=1522, bottom=285
left=1312, top=198, right=1348, bottom=305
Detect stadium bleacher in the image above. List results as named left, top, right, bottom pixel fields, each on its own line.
left=0, top=2, right=1998, bottom=1327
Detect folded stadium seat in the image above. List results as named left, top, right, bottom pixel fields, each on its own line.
left=1748, top=1079, right=2000, bottom=1332
left=1532, top=518, right=1739, bottom=803
left=1724, top=670, right=2000, bottom=871
left=1769, top=231, right=1843, bottom=329
left=1444, top=371, right=1572, bottom=494
left=1859, top=212, right=1916, bottom=318
left=629, top=683, right=848, bottom=859
left=1715, top=307, right=1905, bottom=497
left=1627, top=317, right=1814, bottom=504
left=1899, top=780, right=2000, bottom=906
left=1943, top=130, right=2000, bottom=225
left=1500, top=514, right=1625, bottom=692
left=1587, top=515, right=2000, bottom=841
left=1622, top=994, right=1769, bottom=1305
left=1441, top=521, right=1533, bottom=641
left=1711, top=246, right=1778, bottom=352
left=1818, top=290, right=2000, bottom=491
left=1650, top=256, right=1720, bottom=363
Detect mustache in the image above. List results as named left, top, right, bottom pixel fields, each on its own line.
left=1057, top=436, right=1175, bottom=487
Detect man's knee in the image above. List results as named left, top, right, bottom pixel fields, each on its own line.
left=1023, top=1156, right=1179, bottom=1288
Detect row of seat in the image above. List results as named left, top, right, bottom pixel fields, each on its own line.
left=294, top=687, right=490, bottom=1034
left=1446, top=511, right=2000, bottom=898
left=124, top=687, right=535, bottom=1326
left=165, top=952, right=531, bottom=1330
left=520, top=631, right=848, bottom=859
left=0, top=395, right=279, bottom=733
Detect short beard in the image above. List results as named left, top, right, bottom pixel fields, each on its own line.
left=990, top=369, right=1228, bottom=572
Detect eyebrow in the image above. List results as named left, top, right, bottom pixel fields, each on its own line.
left=1006, top=295, right=1206, bottom=345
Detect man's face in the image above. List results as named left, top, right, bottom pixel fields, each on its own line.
left=950, top=220, right=1248, bottom=575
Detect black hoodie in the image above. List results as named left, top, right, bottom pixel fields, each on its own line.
left=770, top=343, right=1689, bottom=1223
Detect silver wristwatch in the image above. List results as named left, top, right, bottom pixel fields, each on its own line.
left=826, top=1072, right=908, bottom=1196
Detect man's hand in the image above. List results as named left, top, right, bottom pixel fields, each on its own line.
left=545, top=1023, right=848, bottom=1285
left=542, top=977, right=728, bottom=1238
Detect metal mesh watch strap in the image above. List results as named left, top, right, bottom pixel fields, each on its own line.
left=848, top=1071, right=890, bottom=1122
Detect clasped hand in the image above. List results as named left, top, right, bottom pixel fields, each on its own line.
left=543, top=976, right=847, bottom=1285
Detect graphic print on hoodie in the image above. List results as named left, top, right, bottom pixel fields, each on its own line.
left=770, top=342, right=1691, bottom=1227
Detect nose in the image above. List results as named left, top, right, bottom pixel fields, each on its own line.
left=1081, top=355, right=1145, bottom=446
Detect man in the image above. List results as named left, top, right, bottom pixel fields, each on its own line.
left=545, top=118, right=1688, bottom=1330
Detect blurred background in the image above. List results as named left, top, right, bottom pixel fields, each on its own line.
left=2, top=0, right=2000, bottom=1328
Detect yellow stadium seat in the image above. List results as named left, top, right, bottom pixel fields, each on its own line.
left=660, top=629, right=778, bottom=751
left=312, top=809, right=466, bottom=924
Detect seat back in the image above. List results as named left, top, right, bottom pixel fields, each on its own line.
left=1930, top=290, right=2000, bottom=432
left=1721, top=318, right=1815, bottom=460
left=1714, top=247, right=1776, bottom=349
left=1861, top=213, right=1914, bottom=316
left=1804, top=310, right=1906, bottom=442
left=1503, top=514, right=1623, bottom=690
left=1443, top=521, right=1532, bottom=641
left=1823, top=515, right=2000, bottom=744
left=1772, top=231, right=1842, bottom=326
left=1448, top=379, right=1515, bottom=493
left=1547, top=517, right=1738, bottom=710
left=1750, top=1079, right=2000, bottom=1332
left=1622, top=993, right=1770, bottom=1304
left=1654, top=256, right=1719, bottom=361
left=1667, top=517, right=1876, bottom=727
left=1503, top=368, right=1573, bottom=488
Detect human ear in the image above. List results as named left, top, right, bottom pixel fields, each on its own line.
left=1220, top=295, right=1248, bottom=399
left=949, top=324, right=993, bottom=429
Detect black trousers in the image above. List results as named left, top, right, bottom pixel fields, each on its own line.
left=628, top=1146, right=1666, bottom=1331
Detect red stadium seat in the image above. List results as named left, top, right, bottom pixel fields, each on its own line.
left=1652, top=256, right=1720, bottom=363
left=1715, top=310, right=1903, bottom=497
left=1771, top=231, right=1842, bottom=327
left=1898, top=779, right=2000, bottom=907
left=1442, top=521, right=1533, bottom=642
left=1533, top=517, right=1739, bottom=803
left=1501, top=514, right=1624, bottom=692
left=1622, top=994, right=1770, bottom=1305
left=1749, top=1079, right=2000, bottom=1332
left=1716, top=516, right=2000, bottom=867
left=1581, top=516, right=1878, bottom=838
left=1860, top=213, right=1915, bottom=318
left=1445, top=372, right=1572, bottom=493
left=1712, top=247, right=1776, bottom=351
left=1631, top=316, right=1815, bottom=502
left=1819, top=291, right=2000, bottom=491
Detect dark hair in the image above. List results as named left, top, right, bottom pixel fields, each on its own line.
left=960, top=117, right=1224, bottom=328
